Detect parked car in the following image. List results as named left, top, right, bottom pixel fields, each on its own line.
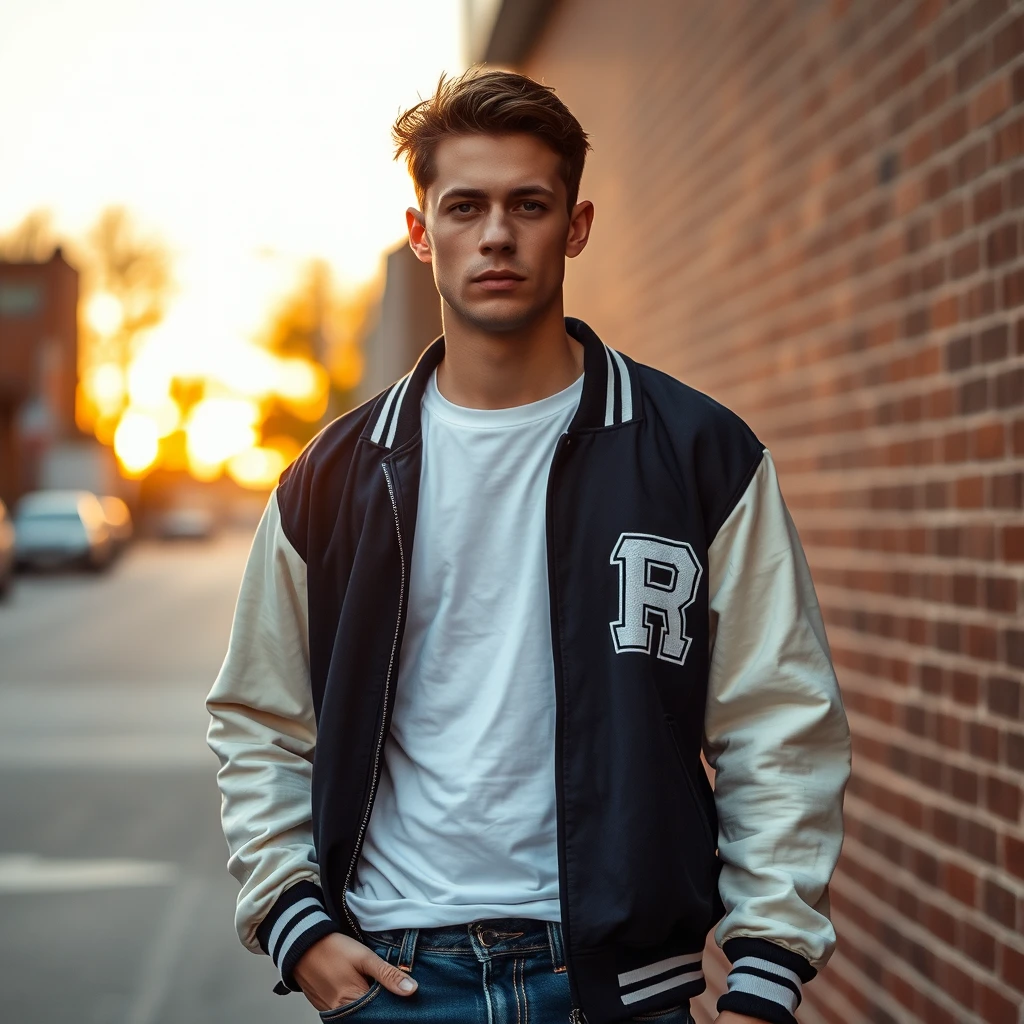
left=0, top=499, right=14, bottom=597
left=155, top=505, right=217, bottom=540
left=14, top=490, right=113, bottom=572
left=99, top=495, right=134, bottom=554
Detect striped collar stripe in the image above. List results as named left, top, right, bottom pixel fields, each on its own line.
left=608, top=345, right=633, bottom=421
left=603, top=343, right=617, bottom=425
left=601, top=343, right=634, bottom=426
left=384, top=373, right=412, bottom=448
left=370, top=373, right=411, bottom=447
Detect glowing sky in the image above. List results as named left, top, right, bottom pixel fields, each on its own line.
left=0, top=0, right=465, bottom=352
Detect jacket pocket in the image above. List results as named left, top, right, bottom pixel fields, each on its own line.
left=664, top=714, right=716, bottom=856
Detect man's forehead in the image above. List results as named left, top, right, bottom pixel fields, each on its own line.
left=429, top=134, right=563, bottom=195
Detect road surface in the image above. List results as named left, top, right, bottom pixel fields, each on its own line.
left=0, top=532, right=311, bottom=1024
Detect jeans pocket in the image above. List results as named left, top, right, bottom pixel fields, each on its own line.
left=318, top=981, right=383, bottom=1020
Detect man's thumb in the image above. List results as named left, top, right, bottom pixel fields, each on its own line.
left=363, top=952, right=418, bottom=996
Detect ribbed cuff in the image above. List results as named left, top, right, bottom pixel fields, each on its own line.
left=716, top=938, right=816, bottom=1024
left=255, top=880, right=341, bottom=994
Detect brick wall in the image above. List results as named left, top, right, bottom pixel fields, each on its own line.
left=521, top=2, right=1024, bottom=1021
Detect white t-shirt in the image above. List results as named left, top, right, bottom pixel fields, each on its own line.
left=346, top=365, right=584, bottom=931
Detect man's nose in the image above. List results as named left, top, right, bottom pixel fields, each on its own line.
left=479, top=209, right=515, bottom=252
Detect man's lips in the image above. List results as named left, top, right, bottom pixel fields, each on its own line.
left=472, top=270, right=525, bottom=290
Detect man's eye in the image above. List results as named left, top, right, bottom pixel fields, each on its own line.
left=521, top=201, right=544, bottom=212
left=452, top=203, right=474, bottom=214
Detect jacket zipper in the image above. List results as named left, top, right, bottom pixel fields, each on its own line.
left=339, top=460, right=406, bottom=937
left=545, top=434, right=586, bottom=1024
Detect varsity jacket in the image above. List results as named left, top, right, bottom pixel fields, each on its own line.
left=207, top=316, right=852, bottom=1024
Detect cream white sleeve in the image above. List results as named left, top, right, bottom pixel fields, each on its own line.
left=206, top=489, right=322, bottom=956
left=704, top=449, right=851, bottom=986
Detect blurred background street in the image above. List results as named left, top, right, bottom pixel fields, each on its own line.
left=1, top=1, right=1022, bottom=1022
left=0, top=531, right=308, bottom=1023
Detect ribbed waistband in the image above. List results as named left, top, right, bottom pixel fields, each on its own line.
left=365, top=918, right=566, bottom=972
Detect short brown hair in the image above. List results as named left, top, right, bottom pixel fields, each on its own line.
left=392, top=67, right=591, bottom=215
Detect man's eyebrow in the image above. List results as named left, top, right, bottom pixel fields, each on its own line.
left=437, top=185, right=558, bottom=204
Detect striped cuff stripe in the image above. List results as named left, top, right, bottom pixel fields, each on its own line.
left=731, top=965, right=801, bottom=1001
left=267, top=897, right=321, bottom=962
left=618, top=952, right=703, bottom=988
left=726, top=971, right=799, bottom=1015
left=275, top=910, right=331, bottom=969
left=620, top=968, right=704, bottom=1005
left=732, top=956, right=804, bottom=992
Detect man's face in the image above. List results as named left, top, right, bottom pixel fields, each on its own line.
left=408, top=132, right=590, bottom=334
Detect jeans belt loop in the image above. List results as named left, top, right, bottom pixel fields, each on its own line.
left=546, top=921, right=566, bottom=973
left=397, top=928, right=419, bottom=972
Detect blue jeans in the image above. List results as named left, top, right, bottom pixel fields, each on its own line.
left=316, top=918, right=693, bottom=1023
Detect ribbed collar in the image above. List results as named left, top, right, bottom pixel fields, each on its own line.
left=363, top=316, right=638, bottom=451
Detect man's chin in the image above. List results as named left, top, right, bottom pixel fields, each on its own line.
left=451, top=298, right=547, bottom=335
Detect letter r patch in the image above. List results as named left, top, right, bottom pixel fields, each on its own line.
left=609, top=533, right=702, bottom=665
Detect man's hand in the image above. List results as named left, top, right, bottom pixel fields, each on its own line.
left=714, top=1014, right=767, bottom=1024
left=293, top=933, right=418, bottom=1012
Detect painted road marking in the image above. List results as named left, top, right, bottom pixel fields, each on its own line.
left=0, top=855, right=178, bottom=892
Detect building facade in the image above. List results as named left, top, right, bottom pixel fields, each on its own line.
left=356, top=241, right=442, bottom=405
left=476, top=2, right=1024, bottom=1022
left=0, top=249, right=80, bottom=506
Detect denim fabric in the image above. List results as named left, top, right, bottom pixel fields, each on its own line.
left=316, top=918, right=693, bottom=1024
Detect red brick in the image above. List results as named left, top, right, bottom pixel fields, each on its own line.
left=969, top=721, right=1000, bottom=761
left=978, top=982, right=1018, bottom=1024
left=967, top=624, right=998, bottom=660
left=995, top=112, right=1024, bottom=164
left=985, top=776, right=1021, bottom=821
left=1000, top=943, right=1024, bottom=993
left=984, top=877, right=1017, bottom=926
left=973, top=181, right=1004, bottom=224
left=971, top=76, right=1011, bottom=127
left=990, top=473, right=1023, bottom=510
left=969, top=0, right=1009, bottom=36
left=983, top=576, right=1018, bottom=611
left=944, top=862, right=977, bottom=906
left=1003, top=526, right=1024, bottom=561
left=955, top=475, right=985, bottom=507
left=993, top=12, right=1024, bottom=69
left=987, top=676, right=1022, bottom=718
left=1007, top=630, right=1024, bottom=669
left=1005, top=835, right=1024, bottom=880
left=995, top=367, right=1024, bottom=408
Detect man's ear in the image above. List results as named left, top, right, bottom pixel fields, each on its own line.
left=565, top=200, right=594, bottom=259
left=407, top=208, right=432, bottom=265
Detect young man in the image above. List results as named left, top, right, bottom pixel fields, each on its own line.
left=207, top=69, right=851, bottom=1024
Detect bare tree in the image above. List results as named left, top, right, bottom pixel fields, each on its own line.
left=0, top=210, right=59, bottom=262
left=86, top=206, right=174, bottom=342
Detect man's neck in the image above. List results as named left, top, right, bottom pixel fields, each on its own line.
left=435, top=303, right=585, bottom=410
